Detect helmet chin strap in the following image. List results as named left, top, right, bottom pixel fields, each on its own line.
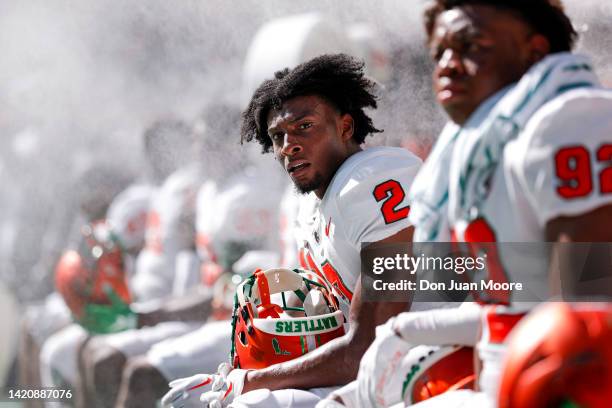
left=255, top=270, right=282, bottom=318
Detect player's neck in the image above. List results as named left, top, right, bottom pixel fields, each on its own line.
left=314, top=146, right=363, bottom=199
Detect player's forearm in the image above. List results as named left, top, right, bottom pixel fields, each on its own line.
left=244, top=328, right=369, bottom=392
left=546, top=204, right=612, bottom=298
left=243, top=298, right=410, bottom=391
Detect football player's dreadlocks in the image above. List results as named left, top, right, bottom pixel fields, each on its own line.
left=241, top=53, right=382, bottom=153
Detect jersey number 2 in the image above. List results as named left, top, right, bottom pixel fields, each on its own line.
left=373, top=180, right=410, bottom=224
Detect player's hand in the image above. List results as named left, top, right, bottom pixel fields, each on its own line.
left=161, top=373, right=214, bottom=408
left=356, top=318, right=413, bottom=408
left=199, top=363, right=248, bottom=408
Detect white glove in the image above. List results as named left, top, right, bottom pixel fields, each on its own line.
left=199, top=363, right=248, bottom=408
left=161, top=373, right=215, bottom=408
left=356, top=317, right=414, bottom=408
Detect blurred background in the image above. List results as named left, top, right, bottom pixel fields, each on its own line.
left=0, top=0, right=611, bottom=404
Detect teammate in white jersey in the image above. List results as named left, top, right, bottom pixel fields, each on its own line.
left=77, top=119, right=212, bottom=408
left=421, top=1, right=611, bottom=402
left=109, top=164, right=285, bottom=408
left=93, top=105, right=283, bottom=408
left=346, top=2, right=612, bottom=407
left=37, top=183, right=153, bottom=408
left=163, top=54, right=422, bottom=407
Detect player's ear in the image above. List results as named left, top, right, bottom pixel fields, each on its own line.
left=527, top=33, right=551, bottom=65
left=339, top=113, right=354, bottom=143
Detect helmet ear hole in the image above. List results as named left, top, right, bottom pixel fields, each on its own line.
left=239, top=330, right=248, bottom=346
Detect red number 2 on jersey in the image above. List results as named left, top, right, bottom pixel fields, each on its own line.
left=373, top=179, right=410, bottom=224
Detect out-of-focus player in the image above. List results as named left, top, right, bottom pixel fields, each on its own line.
left=112, top=158, right=286, bottom=407
left=76, top=118, right=208, bottom=408
left=163, top=54, right=422, bottom=407
left=16, top=162, right=133, bottom=408
left=333, top=1, right=612, bottom=407
left=75, top=103, right=282, bottom=408
left=39, top=184, right=151, bottom=405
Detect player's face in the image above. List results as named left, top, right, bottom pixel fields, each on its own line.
left=429, top=5, right=537, bottom=125
left=267, top=95, right=355, bottom=198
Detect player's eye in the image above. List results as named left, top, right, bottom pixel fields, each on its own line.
left=298, top=122, right=313, bottom=130
left=270, top=132, right=284, bottom=142
left=464, top=38, right=490, bottom=55
left=466, top=42, right=482, bottom=53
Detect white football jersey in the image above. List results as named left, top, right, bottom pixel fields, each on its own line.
left=131, top=165, right=203, bottom=301
left=196, top=166, right=284, bottom=269
left=278, top=184, right=302, bottom=268
left=415, top=88, right=612, bottom=304
left=296, top=147, right=422, bottom=306
left=106, top=183, right=154, bottom=253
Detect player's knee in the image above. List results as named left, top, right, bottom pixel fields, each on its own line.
left=19, top=314, right=37, bottom=350
left=80, top=336, right=99, bottom=370
left=315, top=396, right=347, bottom=408
left=86, top=340, right=126, bottom=387
left=236, top=389, right=322, bottom=408
left=39, top=335, right=61, bottom=370
left=122, top=356, right=166, bottom=395
left=20, top=314, right=32, bottom=337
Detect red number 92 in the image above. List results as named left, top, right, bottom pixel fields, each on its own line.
left=555, top=144, right=612, bottom=199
